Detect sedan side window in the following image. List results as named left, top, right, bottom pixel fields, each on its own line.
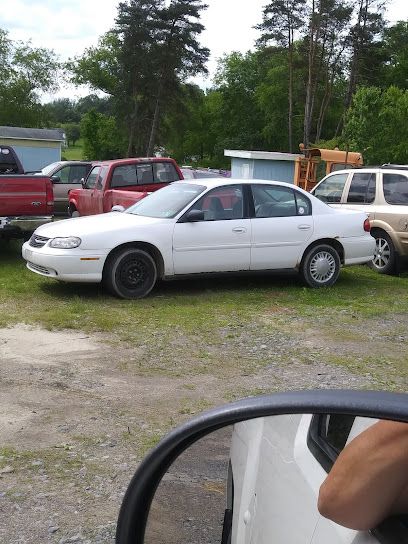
left=193, top=185, right=244, bottom=221
left=55, top=165, right=70, bottom=183
left=313, top=173, right=348, bottom=203
left=252, top=185, right=297, bottom=217
left=347, top=172, right=376, bottom=204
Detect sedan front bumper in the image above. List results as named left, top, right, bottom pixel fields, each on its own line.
left=22, top=242, right=107, bottom=283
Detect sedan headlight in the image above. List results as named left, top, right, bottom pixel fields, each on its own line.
left=49, top=237, right=81, bottom=249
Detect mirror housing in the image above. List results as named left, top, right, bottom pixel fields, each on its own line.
left=180, top=209, right=204, bottom=223
left=116, top=389, right=408, bottom=543
left=50, top=175, right=60, bottom=183
left=81, top=177, right=86, bottom=188
left=111, top=205, right=125, bottom=213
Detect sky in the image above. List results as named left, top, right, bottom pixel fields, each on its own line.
left=1, top=0, right=408, bottom=99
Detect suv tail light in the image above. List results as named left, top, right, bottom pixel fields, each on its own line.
left=363, top=218, right=371, bottom=232
left=46, top=179, right=54, bottom=213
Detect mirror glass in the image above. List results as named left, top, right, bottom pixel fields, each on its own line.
left=144, top=414, right=408, bottom=544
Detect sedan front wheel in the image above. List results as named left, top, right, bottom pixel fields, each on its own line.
left=301, top=244, right=341, bottom=287
left=104, top=248, right=157, bottom=299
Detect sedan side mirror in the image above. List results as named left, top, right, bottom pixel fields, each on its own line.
left=50, top=175, right=60, bottom=183
left=180, top=209, right=205, bottom=223
left=116, top=389, right=408, bottom=544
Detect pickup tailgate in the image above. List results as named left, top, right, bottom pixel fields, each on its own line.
left=0, top=175, right=53, bottom=216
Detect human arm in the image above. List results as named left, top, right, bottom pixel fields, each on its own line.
left=318, top=420, right=408, bottom=531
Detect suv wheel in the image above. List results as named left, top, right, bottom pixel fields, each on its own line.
left=369, top=231, right=396, bottom=274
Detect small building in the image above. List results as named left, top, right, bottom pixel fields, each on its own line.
left=0, top=126, right=66, bottom=172
left=224, top=150, right=301, bottom=184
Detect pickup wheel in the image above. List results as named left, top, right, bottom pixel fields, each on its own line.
left=301, top=244, right=341, bottom=287
left=369, top=231, right=396, bottom=274
left=69, top=205, right=80, bottom=218
left=104, top=248, right=157, bottom=299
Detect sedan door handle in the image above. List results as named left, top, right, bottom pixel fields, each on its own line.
left=232, top=227, right=247, bottom=233
left=298, top=224, right=311, bottom=230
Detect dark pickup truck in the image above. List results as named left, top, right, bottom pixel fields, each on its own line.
left=0, top=146, right=54, bottom=240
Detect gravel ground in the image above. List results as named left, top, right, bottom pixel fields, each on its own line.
left=0, top=313, right=406, bottom=543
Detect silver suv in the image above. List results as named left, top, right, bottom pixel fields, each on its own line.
left=312, top=166, right=408, bottom=274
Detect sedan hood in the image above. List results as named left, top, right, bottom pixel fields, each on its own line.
left=35, top=212, right=169, bottom=239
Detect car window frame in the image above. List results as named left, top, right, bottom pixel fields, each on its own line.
left=313, top=172, right=351, bottom=204
left=345, top=172, right=377, bottom=204
left=84, top=166, right=101, bottom=189
left=250, top=183, right=312, bottom=218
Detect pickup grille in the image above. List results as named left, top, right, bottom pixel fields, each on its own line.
left=29, top=234, right=49, bottom=248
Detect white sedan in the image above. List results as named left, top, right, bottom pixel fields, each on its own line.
left=22, top=179, right=375, bottom=299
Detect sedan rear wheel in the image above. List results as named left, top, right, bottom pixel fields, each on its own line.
left=104, top=248, right=157, bottom=299
left=368, top=231, right=395, bottom=274
left=301, top=244, right=341, bottom=287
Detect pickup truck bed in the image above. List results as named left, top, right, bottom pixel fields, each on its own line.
left=0, top=175, right=54, bottom=240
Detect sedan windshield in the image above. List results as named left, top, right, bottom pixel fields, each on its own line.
left=126, top=182, right=206, bottom=218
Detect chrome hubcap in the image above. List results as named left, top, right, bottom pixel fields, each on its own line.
left=310, top=251, right=336, bottom=283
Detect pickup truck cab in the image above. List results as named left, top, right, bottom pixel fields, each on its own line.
left=68, top=157, right=183, bottom=217
left=0, top=146, right=54, bottom=240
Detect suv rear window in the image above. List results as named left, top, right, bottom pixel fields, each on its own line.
left=383, top=173, right=408, bottom=205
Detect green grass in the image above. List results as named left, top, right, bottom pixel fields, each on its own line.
left=1, top=239, right=408, bottom=387
left=62, top=139, right=84, bottom=160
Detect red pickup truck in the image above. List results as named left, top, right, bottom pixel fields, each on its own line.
left=68, top=157, right=183, bottom=216
left=0, top=146, right=54, bottom=240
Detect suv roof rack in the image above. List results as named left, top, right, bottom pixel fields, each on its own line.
left=380, top=163, right=408, bottom=170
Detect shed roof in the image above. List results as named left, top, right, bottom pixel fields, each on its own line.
left=0, top=126, right=65, bottom=142
left=225, top=150, right=302, bottom=162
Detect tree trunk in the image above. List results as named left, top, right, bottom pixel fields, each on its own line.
left=146, top=94, right=161, bottom=156
left=288, top=31, right=294, bottom=153
left=127, top=96, right=139, bottom=157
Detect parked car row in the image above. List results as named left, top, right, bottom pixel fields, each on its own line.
left=22, top=178, right=375, bottom=298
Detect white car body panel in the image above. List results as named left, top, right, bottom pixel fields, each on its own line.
left=173, top=219, right=251, bottom=273
left=21, top=179, right=375, bottom=287
left=230, top=415, right=377, bottom=544
left=250, top=215, right=314, bottom=269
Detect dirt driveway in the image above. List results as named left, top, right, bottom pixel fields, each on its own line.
left=0, top=313, right=406, bottom=543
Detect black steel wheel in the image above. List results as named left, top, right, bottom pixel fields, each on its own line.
left=104, top=248, right=157, bottom=299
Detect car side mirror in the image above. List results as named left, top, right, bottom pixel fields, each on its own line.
left=180, top=209, right=205, bottom=223
left=116, top=389, right=408, bottom=544
left=111, top=205, right=125, bottom=213
left=50, top=175, right=60, bottom=183
left=81, top=177, right=86, bottom=188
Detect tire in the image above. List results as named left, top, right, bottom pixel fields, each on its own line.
left=368, top=231, right=396, bottom=275
left=104, top=248, right=157, bottom=299
left=301, top=244, right=341, bottom=287
left=69, top=205, right=80, bottom=218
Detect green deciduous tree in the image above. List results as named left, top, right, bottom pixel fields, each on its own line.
left=343, top=86, right=408, bottom=165
left=80, top=110, right=125, bottom=160
left=0, top=28, right=59, bottom=127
